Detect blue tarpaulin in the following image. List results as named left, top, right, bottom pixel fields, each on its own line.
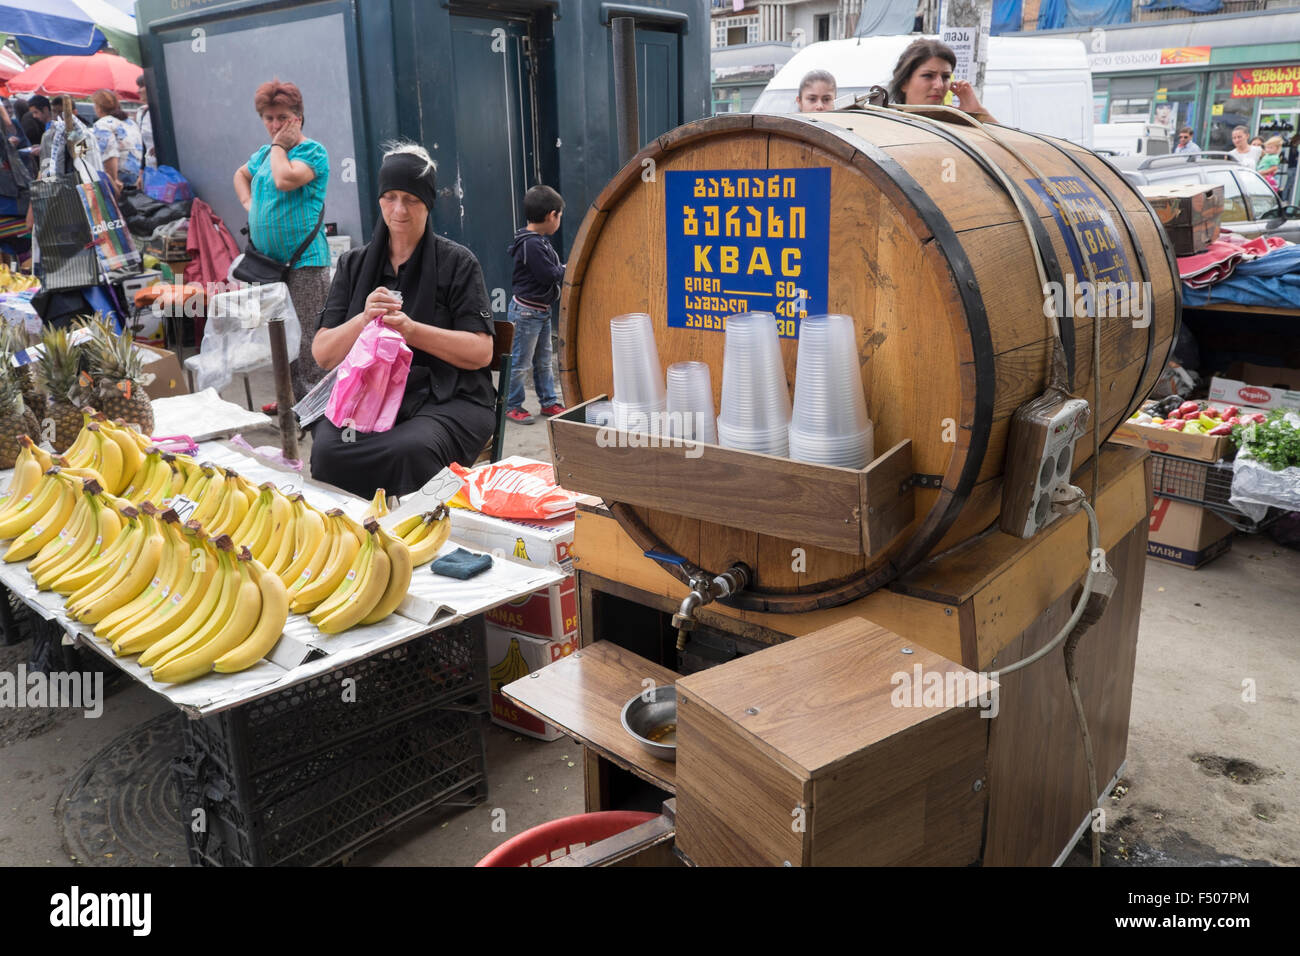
left=1182, top=245, right=1300, bottom=309
left=1, top=0, right=109, bottom=57
left=993, top=0, right=1024, bottom=34
left=1139, top=0, right=1222, bottom=13
left=1037, top=0, right=1132, bottom=29
left=853, top=0, right=920, bottom=37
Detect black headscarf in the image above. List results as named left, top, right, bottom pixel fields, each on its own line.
left=377, top=150, right=438, bottom=210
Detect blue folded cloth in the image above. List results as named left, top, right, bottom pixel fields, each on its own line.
left=430, top=547, right=493, bottom=580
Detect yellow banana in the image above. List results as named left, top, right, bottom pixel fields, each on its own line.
left=70, top=511, right=166, bottom=623
left=187, top=465, right=227, bottom=529
left=213, top=554, right=290, bottom=673
left=286, top=509, right=340, bottom=599
left=290, top=512, right=362, bottom=613
left=0, top=469, right=66, bottom=540
left=95, top=511, right=185, bottom=641
left=312, top=524, right=390, bottom=633
left=1, top=438, right=46, bottom=513
left=87, top=424, right=123, bottom=496
left=389, top=513, right=424, bottom=539
left=231, top=487, right=270, bottom=550
left=255, top=485, right=293, bottom=566
left=277, top=497, right=326, bottom=587
left=97, top=421, right=144, bottom=493
left=62, top=414, right=96, bottom=466
left=114, top=527, right=218, bottom=656
left=177, top=460, right=210, bottom=501
left=50, top=508, right=140, bottom=595
left=406, top=506, right=451, bottom=566
left=359, top=524, right=413, bottom=625
left=124, top=449, right=161, bottom=502
left=152, top=546, right=262, bottom=683
left=136, top=535, right=230, bottom=665
left=34, top=484, right=108, bottom=590
left=5, top=474, right=78, bottom=562
left=29, top=477, right=97, bottom=574
left=21, top=435, right=56, bottom=474
left=364, top=488, right=390, bottom=520
left=213, top=474, right=251, bottom=538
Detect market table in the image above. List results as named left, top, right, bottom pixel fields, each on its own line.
left=0, top=431, right=565, bottom=865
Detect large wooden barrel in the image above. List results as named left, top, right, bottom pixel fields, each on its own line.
left=559, top=111, right=1178, bottom=611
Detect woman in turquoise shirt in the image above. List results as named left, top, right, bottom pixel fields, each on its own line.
left=233, top=79, right=330, bottom=401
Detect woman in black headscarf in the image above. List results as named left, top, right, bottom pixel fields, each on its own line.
left=310, top=143, right=496, bottom=499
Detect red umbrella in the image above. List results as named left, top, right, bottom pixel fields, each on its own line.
left=7, top=51, right=140, bottom=101
left=0, top=47, right=26, bottom=83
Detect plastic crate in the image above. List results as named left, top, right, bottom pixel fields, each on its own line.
left=184, top=618, right=487, bottom=783
left=178, top=706, right=488, bottom=866
left=1149, top=453, right=1280, bottom=533
left=173, top=617, right=490, bottom=866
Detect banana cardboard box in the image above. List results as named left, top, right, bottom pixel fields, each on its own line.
left=486, top=622, right=578, bottom=741
left=484, top=574, right=577, bottom=642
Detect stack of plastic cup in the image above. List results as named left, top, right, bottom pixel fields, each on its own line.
left=609, top=313, right=666, bottom=434
left=788, top=314, right=874, bottom=469
left=665, top=362, right=717, bottom=443
left=716, top=312, right=792, bottom=456
left=585, top=400, right=615, bottom=427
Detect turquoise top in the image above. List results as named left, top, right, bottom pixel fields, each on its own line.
left=247, top=138, right=330, bottom=268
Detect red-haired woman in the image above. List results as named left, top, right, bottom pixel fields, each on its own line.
left=232, top=79, right=331, bottom=401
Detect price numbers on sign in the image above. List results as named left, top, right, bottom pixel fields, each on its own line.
left=169, top=495, right=199, bottom=523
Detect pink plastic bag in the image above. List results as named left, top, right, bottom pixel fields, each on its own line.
left=325, top=318, right=412, bottom=433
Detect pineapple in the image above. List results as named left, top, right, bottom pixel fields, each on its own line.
left=0, top=324, right=43, bottom=418
left=84, top=319, right=154, bottom=435
left=38, top=327, right=87, bottom=453
left=0, top=361, right=40, bottom=469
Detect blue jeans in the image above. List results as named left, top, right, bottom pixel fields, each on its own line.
left=507, top=298, right=560, bottom=410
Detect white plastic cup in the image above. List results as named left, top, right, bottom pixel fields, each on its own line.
left=610, top=313, right=667, bottom=408
left=788, top=314, right=873, bottom=468
left=586, top=401, right=615, bottom=427
left=666, top=361, right=717, bottom=443
left=717, top=312, right=791, bottom=456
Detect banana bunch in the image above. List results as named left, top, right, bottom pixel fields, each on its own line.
left=2, top=469, right=87, bottom=563
left=0, top=436, right=56, bottom=513
left=489, top=636, right=531, bottom=692
left=388, top=505, right=451, bottom=566
left=56, top=414, right=150, bottom=496
left=0, top=263, right=39, bottom=293
left=364, top=488, right=390, bottom=520
left=301, top=517, right=412, bottom=634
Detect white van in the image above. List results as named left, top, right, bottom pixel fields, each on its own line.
left=752, top=35, right=1094, bottom=148
left=1091, top=122, right=1172, bottom=157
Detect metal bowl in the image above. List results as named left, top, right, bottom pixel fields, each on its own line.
left=620, top=685, right=677, bottom=762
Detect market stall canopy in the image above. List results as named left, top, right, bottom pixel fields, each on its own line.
left=0, top=0, right=140, bottom=64
left=0, top=46, right=27, bottom=82
left=8, top=51, right=142, bottom=101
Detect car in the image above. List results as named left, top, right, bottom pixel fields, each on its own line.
left=1107, top=152, right=1300, bottom=244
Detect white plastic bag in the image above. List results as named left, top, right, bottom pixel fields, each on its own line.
left=188, top=282, right=300, bottom=393
left=1229, top=452, right=1300, bottom=521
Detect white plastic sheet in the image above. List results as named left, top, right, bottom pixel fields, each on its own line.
left=187, top=283, right=300, bottom=393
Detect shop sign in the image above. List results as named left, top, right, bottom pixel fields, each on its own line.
left=1232, top=66, right=1300, bottom=98
left=1088, top=47, right=1210, bottom=72
left=1026, top=176, right=1134, bottom=288
left=666, top=168, right=831, bottom=339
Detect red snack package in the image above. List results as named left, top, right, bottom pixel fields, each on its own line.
left=447, top=460, right=578, bottom=520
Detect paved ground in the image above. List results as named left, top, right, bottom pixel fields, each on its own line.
left=1, top=362, right=1296, bottom=867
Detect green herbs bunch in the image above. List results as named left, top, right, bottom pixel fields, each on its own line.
left=1232, top=410, right=1300, bottom=471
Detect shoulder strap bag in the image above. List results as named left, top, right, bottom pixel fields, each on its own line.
left=232, top=202, right=325, bottom=285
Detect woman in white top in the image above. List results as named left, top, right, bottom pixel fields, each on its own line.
left=91, top=89, right=142, bottom=193
left=1230, top=126, right=1262, bottom=169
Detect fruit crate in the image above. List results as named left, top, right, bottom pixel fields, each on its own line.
left=173, top=616, right=490, bottom=866
left=1149, top=452, right=1280, bottom=533
left=177, top=705, right=488, bottom=866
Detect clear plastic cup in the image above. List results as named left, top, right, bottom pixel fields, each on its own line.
left=666, top=361, right=717, bottom=443
left=613, top=399, right=665, bottom=435
left=610, top=313, right=667, bottom=408
left=586, top=401, right=615, bottom=427
left=717, top=312, right=791, bottom=456
left=788, top=314, right=873, bottom=468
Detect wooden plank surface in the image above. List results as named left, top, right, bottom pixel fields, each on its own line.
left=1184, top=302, right=1300, bottom=318
left=502, top=641, right=678, bottom=794
left=676, top=615, right=987, bottom=775
left=983, top=520, right=1146, bottom=866
left=862, top=439, right=915, bottom=555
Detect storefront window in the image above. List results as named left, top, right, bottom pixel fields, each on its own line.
left=1206, top=70, right=1256, bottom=152
left=1093, top=77, right=1109, bottom=123
left=1153, top=72, right=1200, bottom=137
left=1108, top=76, right=1154, bottom=123
left=1257, top=97, right=1299, bottom=141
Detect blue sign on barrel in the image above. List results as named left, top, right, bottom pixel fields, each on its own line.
left=665, top=167, right=831, bottom=339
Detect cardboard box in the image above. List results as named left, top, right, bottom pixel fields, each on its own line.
left=448, top=506, right=574, bottom=571
left=136, top=343, right=189, bottom=398
left=1147, top=497, right=1234, bottom=569
left=1209, top=376, right=1300, bottom=414
left=1107, top=421, right=1233, bottom=463
left=1233, top=363, right=1300, bottom=392
left=486, top=623, right=578, bottom=741
left=485, top=574, right=577, bottom=641
left=1138, top=183, right=1223, bottom=256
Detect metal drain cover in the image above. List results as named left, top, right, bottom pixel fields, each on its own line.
left=58, top=713, right=188, bottom=867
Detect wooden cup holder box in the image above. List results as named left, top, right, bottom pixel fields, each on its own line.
left=548, top=397, right=915, bottom=557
